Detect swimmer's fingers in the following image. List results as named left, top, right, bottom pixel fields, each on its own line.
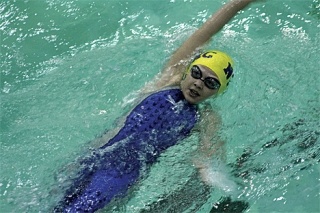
left=192, top=158, right=213, bottom=185
left=192, top=158, right=207, bottom=169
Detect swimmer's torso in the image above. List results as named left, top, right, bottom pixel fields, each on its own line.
left=57, top=88, right=198, bottom=212
left=101, top=88, right=199, bottom=163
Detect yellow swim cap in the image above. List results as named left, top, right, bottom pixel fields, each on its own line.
left=187, top=50, right=234, bottom=94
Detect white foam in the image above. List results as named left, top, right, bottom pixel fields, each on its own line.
left=198, top=161, right=237, bottom=193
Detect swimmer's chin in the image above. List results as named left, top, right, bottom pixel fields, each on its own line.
left=182, top=89, right=202, bottom=104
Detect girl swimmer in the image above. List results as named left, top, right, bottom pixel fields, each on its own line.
left=55, top=0, right=257, bottom=212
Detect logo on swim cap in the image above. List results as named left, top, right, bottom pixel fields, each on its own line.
left=224, top=62, right=233, bottom=80
left=187, top=50, right=234, bottom=94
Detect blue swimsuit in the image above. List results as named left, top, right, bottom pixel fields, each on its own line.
left=56, top=88, right=198, bottom=212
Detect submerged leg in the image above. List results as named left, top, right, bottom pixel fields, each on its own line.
left=65, top=168, right=139, bottom=212
left=55, top=149, right=141, bottom=212
left=55, top=166, right=140, bottom=212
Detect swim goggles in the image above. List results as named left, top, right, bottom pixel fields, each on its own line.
left=190, top=65, right=221, bottom=90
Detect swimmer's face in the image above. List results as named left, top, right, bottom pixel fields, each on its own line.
left=180, top=65, right=219, bottom=104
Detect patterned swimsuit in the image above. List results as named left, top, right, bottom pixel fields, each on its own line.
left=56, top=88, right=198, bottom=212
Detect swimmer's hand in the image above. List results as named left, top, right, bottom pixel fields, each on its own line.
left=194, top=159, right=237, bottom=193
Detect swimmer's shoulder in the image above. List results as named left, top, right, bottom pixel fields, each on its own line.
left=141, top=61, right=188, bottom=94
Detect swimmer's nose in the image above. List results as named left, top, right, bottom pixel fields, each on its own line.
left=194, top=79, right=204, bottom=89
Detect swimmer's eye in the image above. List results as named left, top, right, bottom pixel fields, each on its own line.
left=191, top=66, right=220, bottom=90
left=191, top=66, right=202, bottom=79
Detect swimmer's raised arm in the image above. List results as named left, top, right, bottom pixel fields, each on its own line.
left=150, top=0, right=256, bottom=90
left=166, top=0, right=255, bottom=68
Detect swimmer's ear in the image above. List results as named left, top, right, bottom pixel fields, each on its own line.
left=192, top=53, right=201, bottom=63
left=182, top=73, right=187, bottom=80
left=182, top=52, right=200, bottom=80
left=182, top=52, right=201, bottom=80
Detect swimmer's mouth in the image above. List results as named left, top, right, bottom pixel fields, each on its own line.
left=189, top=89, right=200, bottom=97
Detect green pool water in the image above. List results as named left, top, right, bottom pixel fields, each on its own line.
left=1, top=0, right=319, bottom=212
